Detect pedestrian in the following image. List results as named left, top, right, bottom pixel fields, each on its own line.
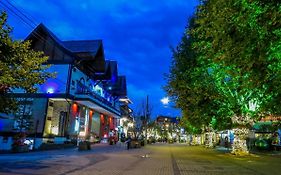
left=126, top=134, right=131, bottom=150
left=229, top=132, right=234, bottom=145
left=224, top=136, right=228, bottom=148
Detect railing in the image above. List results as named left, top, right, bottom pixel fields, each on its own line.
left=75, top=82, right=115, bottom=109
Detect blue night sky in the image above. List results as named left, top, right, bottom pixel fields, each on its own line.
left=1, top=0, right=199, bottom=119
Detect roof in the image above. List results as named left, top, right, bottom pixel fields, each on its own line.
left=62, top=40, right=102, bottom=54
left=113, top=76, right=127, bottom=96
left=94, top=60, right=118, bottom=81
left=108, top=61, right=118, bottom=82
left=62, top=40, right=106, bottom=73
left=25, top=23, right=106, bottom=73
left=104, top=75, right=127, bottom=97
left=25, top=23, right=75, bottom=59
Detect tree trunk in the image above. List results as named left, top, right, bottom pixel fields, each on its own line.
left=231, top=128, right=249, bottom=155
left=206, top=132, right=214, bottom=148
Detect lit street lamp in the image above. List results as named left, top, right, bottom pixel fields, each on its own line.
left=161, top=97, right=169, bottom=106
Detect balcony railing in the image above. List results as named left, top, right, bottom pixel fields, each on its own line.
left=75, top=82, right=116, bottom=109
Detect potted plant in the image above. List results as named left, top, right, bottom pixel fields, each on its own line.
left=11, top=132, right=29, bottom=153
left=78, top=141, right=91, bottom=151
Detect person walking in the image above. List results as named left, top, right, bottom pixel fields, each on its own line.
left=224, top=136, right=229, bottom=148
left=126, top=134, right=132, bottom=150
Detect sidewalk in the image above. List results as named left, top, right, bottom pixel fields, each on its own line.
left=66, top=144, right=173, bottom=175
left=0, top=142, right=129, bottom=162
left=0, top=143, right=159, bottom=175
left=1, top=143, right=281, bottom=175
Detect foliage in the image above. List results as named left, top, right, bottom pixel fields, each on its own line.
left=165, top=0, right=281, bottom=131
left=179, top=116, right=202, bottom=134
left=0, top=11, right=54, bottom=113
left=193, top=0, right=281, bottom=117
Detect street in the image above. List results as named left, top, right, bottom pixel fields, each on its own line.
left=0, top=143, right=280, bottom=175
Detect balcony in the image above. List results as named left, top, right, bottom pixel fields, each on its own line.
left=74, top=82, right=120, bottom=114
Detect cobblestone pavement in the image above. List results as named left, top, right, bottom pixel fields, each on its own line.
left=0, top=143, right=280, bottom=175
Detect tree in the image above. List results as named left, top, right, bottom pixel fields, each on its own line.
left=133, top=96, right=152, bottom=143
left=165, top=16, right=224, bottom=133
left=179, top=114, right=202, bottom=135
left=166, top=0, right=281, bottom=155
left=0, top=11, right=54, bottom=114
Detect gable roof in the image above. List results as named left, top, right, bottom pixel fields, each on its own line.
left=105, top=75, right=127, bottom=97
left=25, top=23, right=106, bottom=74
left=25, top=23, right=76, bottom=60
left=94, top=60, right=118, bottom=81
left=62, top=40, right=105, bottom=73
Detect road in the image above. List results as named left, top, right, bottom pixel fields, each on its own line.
left=0, top=143, right=280, bottom=175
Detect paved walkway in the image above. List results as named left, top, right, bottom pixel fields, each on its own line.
left=0, top=143, right=281, bottom=175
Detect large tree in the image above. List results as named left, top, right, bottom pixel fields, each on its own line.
left=166, top=0, right=281, bottom=155
left=165, top=16, right=227, bottom=133
left=0, top=11, right=54, bottom=114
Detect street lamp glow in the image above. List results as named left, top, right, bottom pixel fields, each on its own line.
left=161, top=97, right=170, bottom=105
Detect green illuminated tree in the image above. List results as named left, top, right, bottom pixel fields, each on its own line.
left=0, top=11, right=54, bottom=114
left=166, top=0, right=281, bottom=154
left=192, top=0, right=281, bottom=119
left=165, top=16, right=227, bottom=132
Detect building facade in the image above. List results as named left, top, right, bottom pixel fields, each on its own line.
left=0, top=24, right=130, bottom=150
left=154, top=116, right=180, bottom=142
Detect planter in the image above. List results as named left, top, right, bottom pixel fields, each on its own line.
left=109, top=140, right=115, bottom=145
left=78, top=141, right=91, bottom=151
left=109, top=137, right=116, bottom=145
left=130, top=140, right=141, bottom=148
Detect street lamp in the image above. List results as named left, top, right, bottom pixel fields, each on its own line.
left=161, top=97, right=169, bottom=106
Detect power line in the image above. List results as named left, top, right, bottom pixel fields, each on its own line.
left=0, top=0, right=64, bottom=52
left=4, top=0, right=38, bottom=27
left=0, top=0, right=50, bottom=47
left=0, top=1, right=35, bottom=30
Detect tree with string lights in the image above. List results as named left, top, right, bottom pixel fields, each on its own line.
left=166, top=0, right=281, bottom=155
